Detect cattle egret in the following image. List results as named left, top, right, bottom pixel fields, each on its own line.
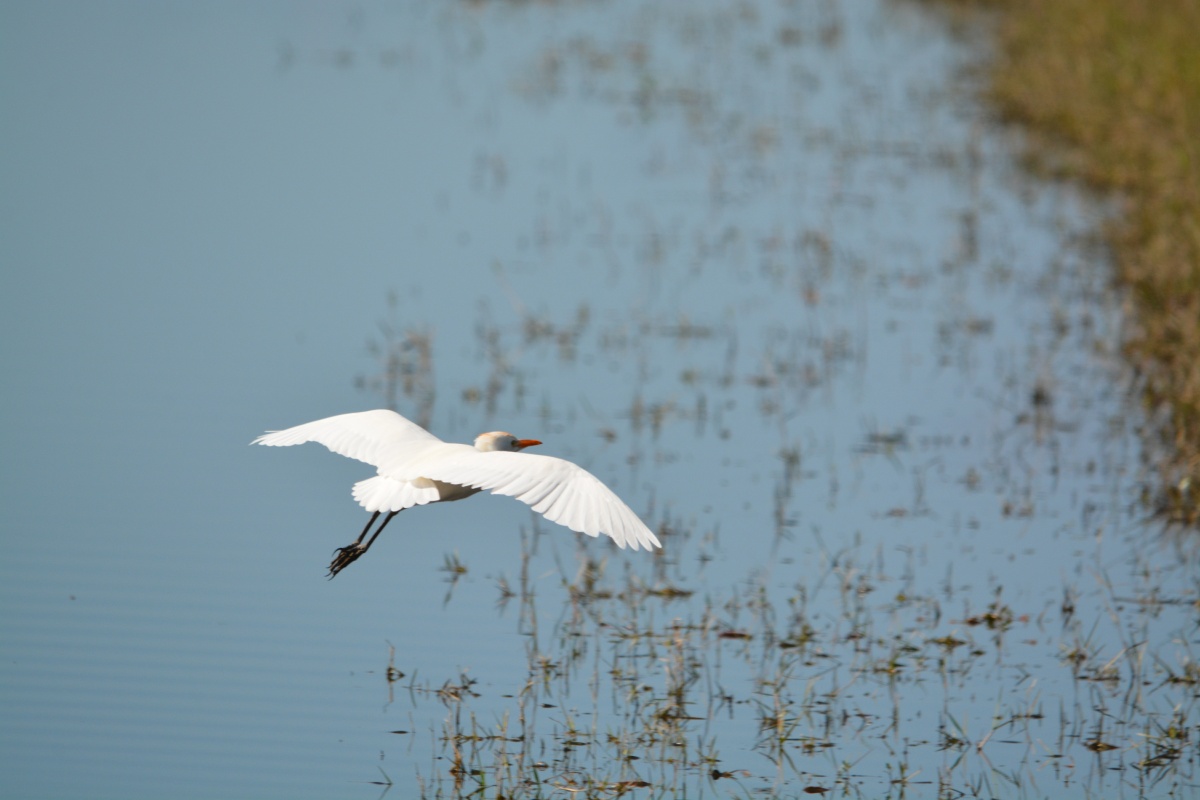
left=253, top=409, right=660, bottom=577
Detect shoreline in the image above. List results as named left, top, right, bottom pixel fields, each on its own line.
left=930, top=0, right=1200, bottom=523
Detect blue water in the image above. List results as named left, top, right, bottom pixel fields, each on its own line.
left=2, top=1, right=1196, bottom=798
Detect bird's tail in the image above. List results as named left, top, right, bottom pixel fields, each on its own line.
left=352, top=475, right=440, bottom=513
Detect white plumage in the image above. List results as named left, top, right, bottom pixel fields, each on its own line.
left=253, top=409, right=659, bottom=576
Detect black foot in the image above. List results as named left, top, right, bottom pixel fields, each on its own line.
left=328, top=544, right=367, bottom=579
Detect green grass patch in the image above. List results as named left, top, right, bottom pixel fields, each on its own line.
left=938, top=0, right=1200, bottom=522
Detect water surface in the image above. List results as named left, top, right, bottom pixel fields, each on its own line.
left=2, top=1, right=1196, bottom=798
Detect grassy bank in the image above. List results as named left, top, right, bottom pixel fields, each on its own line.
left=941, top=0, right=1200, bottom=522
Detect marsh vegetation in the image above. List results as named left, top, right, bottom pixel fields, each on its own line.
left=340, top=5, right=1199, bottom=796
left=934, top=0, right=1200, bottom=524
left=4, top=2, right=1197, bottom=798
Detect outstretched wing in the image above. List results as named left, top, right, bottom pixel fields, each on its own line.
left=252, top=409, right=442, bottom=468
left=414, top=451, right=660, bottom=551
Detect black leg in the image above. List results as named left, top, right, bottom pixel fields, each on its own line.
left=360, top=510, right=399, bottom=555
left=328, top=509, right=402, bottom=579
left=353, top=511, right=382, bottom=546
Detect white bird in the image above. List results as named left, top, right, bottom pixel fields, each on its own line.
left=253, top=409, right=660, bottom=577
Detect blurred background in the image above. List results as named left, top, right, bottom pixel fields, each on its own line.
left=2, top=2, right=1196, bottom=798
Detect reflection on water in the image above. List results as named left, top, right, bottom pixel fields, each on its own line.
left=1, top=0, right=1196, bottom=798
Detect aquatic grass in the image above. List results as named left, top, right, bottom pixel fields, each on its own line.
left=359, top=291, right=437, bottom=430
left=400, top=538, right=1197, bottom=797
left=334, top=4, right=1200, bottom=795
left=927, top=0, right=1200, bottom=522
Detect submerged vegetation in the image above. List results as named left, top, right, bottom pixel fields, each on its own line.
left=360, top=294, right=1200, bottom=797
left=342, top=1, right=1200, bottom=796
left=383, top=504, right=1200, bottom=799
left=939, top=0, right=1200, bottom=522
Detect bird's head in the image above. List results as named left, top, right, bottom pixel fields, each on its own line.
left=474, top=431, right=543, bottom=452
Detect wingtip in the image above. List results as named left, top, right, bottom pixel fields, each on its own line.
left=640, top=525, right=663, bottom=551
left=251, top=429, right=286, bottom=446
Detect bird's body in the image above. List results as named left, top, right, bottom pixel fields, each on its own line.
left=253, top=409, right=659, bottom=576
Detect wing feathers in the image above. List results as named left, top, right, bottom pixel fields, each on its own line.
left=253, top=410, right=442, bottom=468
left=530, top=477, right=567, bottom=515
left=416, top=451, right=660, bottom=551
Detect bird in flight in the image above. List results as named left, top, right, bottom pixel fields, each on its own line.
left=253, top=409, right=660, bottom=577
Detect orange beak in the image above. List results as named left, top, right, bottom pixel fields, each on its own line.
left=516, top=439, right=542, bottom=450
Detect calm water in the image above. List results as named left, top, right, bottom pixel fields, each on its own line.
left=2, top=1, right=1196, bottom=798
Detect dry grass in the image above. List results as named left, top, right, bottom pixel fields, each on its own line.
left=939, top=0, right=1200, bottom=522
